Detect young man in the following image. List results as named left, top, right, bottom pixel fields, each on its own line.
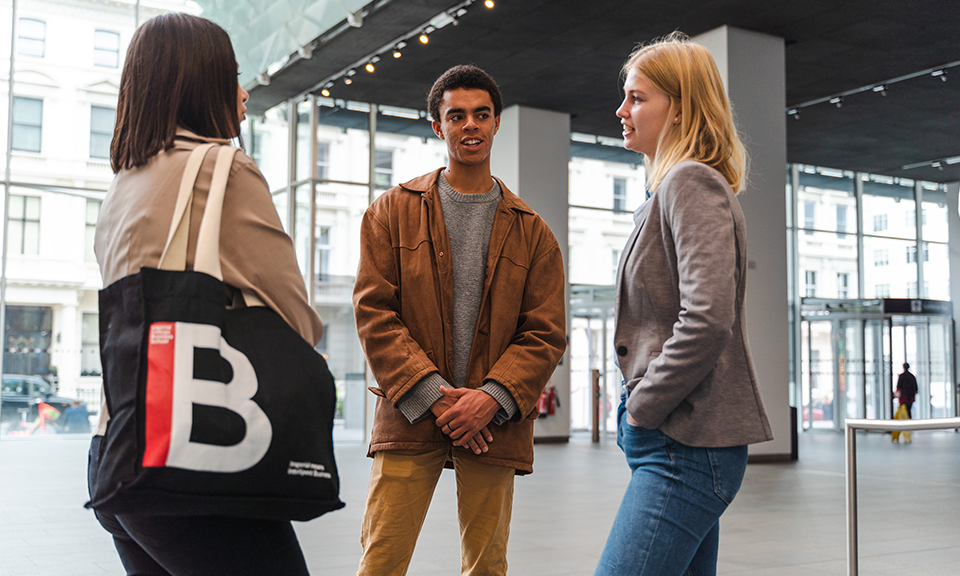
left=353, top=65, right=566, bottom=575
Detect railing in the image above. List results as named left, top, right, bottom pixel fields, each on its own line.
left=845, top=416, right=960, bottom=575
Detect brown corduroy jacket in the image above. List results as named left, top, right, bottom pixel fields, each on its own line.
left=353, top=169, right=566, bottom=474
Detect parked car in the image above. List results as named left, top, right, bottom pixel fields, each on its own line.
left=0, top=374, right=74, bottom=433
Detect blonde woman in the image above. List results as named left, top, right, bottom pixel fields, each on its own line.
left=594, top=34, right=772, bottom=576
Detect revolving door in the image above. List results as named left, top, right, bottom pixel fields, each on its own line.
left=800, top=299, right=955, bottom=431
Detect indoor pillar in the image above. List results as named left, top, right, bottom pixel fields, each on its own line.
left=946, top=181, right=960, bottom=391
left=491, top=105, right=571, bottom=441
left=695, top=26, right=791, bottom=459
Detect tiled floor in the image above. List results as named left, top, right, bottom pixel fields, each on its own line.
left=1, top=430, right=958, bottom=575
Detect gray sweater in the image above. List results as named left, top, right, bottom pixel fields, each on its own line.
left=397, top=171, right=518, bottom=424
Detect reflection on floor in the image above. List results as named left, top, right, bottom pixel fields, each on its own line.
left=1, top=430, right=958, bottom=575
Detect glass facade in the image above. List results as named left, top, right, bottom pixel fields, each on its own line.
left=790, top=164, right=953, bottom=431
left=0, top=0, right=954, bottom=444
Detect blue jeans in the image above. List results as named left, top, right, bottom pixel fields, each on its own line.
left=594, top=393, right=748, bottom=576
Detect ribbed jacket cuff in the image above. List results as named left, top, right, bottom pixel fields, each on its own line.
left=397, top=373, right=448, bottom=424
left=480, top=380, right=518, bottom=425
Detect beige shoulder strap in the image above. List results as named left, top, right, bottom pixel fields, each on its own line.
left=193, top=146, right=239, bottom=280
left=158, top=143, right=217, bottom=270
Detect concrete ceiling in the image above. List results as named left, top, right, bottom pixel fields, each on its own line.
left=243, top=0, right=960, bottom=183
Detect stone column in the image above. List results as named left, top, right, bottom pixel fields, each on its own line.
left=491, top=105, right=571, bottom=441
left=695, top=26, right=792, bottom=459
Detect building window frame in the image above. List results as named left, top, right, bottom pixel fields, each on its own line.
left=94, top=29, right=121, bottom=68
left=374, top=149, right=393, bottom=190
left=317, top=141, right=331, bottom=182
left=7, top=195, right=41, bottom=256
left=17, top=18, right=45, bottom=57
left=12, top=97, right=43, bottom=153
left=804, top=270, right=817, bottom=297
left=613, top=177, right=627, bottom=212
left=85, top=201, right=101, bottom=262
left=89, top=106, right=115, bottom=159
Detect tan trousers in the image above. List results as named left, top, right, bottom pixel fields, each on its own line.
left=356, top=448, right=515, bottom=576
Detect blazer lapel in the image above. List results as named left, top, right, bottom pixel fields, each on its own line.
left=615, top=199, right=652, bottom=314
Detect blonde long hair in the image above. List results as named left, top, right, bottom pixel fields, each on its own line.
left=623, top=33, right=748, bottom=193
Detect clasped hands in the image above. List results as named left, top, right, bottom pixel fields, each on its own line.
left=432, top=387, right=500, bottom=455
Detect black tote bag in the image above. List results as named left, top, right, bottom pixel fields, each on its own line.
left=87, top=144, right=344, bottom=521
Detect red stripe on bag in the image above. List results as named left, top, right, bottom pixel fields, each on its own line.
left=143, top=322, right=176, bottom=467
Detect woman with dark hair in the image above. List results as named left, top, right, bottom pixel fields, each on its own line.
left=90, top=13, right=320, bottom=575
left=594, top=33, right=772, bottom=576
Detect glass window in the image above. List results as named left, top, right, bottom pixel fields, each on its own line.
left=3, top=306, right=53, bottom=377
left=90, top=106, right=115, bottom=159
left=8, top=195, right=41, bottom=255
left=873, top=249, right=888, bottom=266
left=862, top=176, right=915, bottom=240
left=611, top=248, right=621, bottom=284
left=94, top=30, right=120, bottom=67
left=863, top=237, right=915, bottom=298
left=837, top=273, right=849, bottom=298
left=874, top=284, right=890, bottom=298
left=317, top=141, right=330, bottom=181
left=613, top=177, right=626, bottom=212
left=803, top=201, right=815, bottom=234
left=81, top=313, right=101, bottom=376
left=836, top=205, right=847, bottom=237
left=12, top=97, right=42, bottom=152
left=18, top=18, right=45, bottom=57
left=804, top=270, right=816, bottom=297
left=374, top=149, right=393, bottom=189
left=925, top=242, right=948, bottom=299
left=85, top=201, right=100, bottom=262
left=315, top=225, right=331, bottom=279
left=921, top=189, right=948, bottom=243
left=872, top=214, right=887, bottom=232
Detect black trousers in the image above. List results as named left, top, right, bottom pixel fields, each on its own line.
left=87, top=436, right=310, bottom=576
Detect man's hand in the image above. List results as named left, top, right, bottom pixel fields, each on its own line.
left=435, top=388, right=498, bottom=454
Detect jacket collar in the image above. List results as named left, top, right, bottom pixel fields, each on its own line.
left=400, top=168, right=535, bottom=215
left=174, top=127, right=231, bottom=147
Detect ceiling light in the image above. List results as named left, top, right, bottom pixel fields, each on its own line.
left=346, top=69, right=356, bottom=77
left=393, top=50, right=402, bottom=58
left=872, top=84, right=887, bottom=96
left=365, top=62, right=375, bottom=73
left=485, top=0, right=495, bottom=8
left=321, top=88, right=330, bottom=97
left=419, top=33, right=429, bottom=44
left=344, top=77, right=353, bottom=85
left=788, top=108, right=800, bottom=119
left=932, top=69, right=947, bottom=82
left=829, top=97, right=843, bottom=108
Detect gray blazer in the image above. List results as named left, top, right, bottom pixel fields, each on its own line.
left=615, top=161, right=773, bottom=447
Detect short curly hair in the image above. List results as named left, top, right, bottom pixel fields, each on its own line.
left=427, top=64, right=503, bottom=121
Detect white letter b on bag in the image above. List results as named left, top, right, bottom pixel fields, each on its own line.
left=143, top=322, right=272, bottom=472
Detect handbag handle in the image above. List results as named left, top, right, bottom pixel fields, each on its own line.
left=156, top=144, right=265, bottom=307
left=158, top=143, right=216, bottom=271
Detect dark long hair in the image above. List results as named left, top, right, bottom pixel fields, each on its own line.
left=111, top=13, right=240, bottom=172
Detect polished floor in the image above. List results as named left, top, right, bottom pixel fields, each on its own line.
left=1, top=430, right=958, bottom=575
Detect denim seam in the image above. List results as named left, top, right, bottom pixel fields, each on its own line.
left=706, top=449, right=734, bottom=505
left=638, top=456, right=676, bottom=576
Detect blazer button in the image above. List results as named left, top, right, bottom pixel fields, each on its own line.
left=617, top=345, right=627, bottom=356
